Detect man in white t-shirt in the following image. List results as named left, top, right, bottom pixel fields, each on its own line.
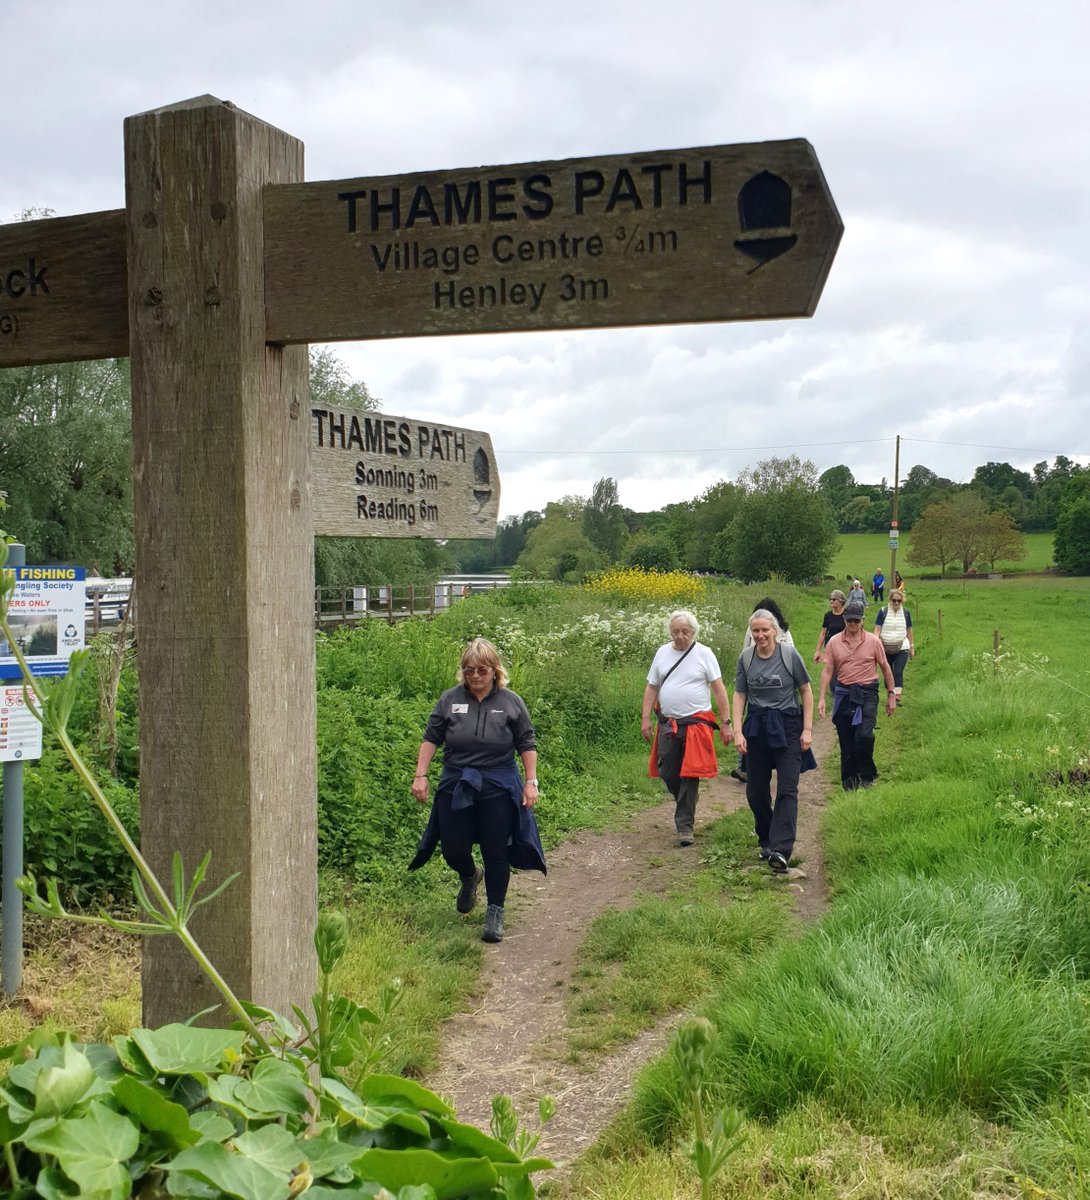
left=641, top=610, right=733, bottom=846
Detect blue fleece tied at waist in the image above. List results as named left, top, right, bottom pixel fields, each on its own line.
left=833, top=681, right=878, bottom=726
left=408, top=764, right=547, bottom=875
left=742, top=707, right=817, bottom=772
left=742, top=707, right=797, bottom=748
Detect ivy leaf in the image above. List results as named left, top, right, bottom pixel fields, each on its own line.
left=356, top=1073, right=454, bottom=1117
left=190, top=1108, right=236, bottom=1142
left=320, top=1076, right=429, bottom=1136
left=231, top=1123, right=306, bottom=1174
left=113, top=1074, right=201, bottom=1149
left=232, top=1056, right=311, bottom=1118
left=433, top=1116, right=520, bottom=1163
left=129, top=1024, right=246, bottom=1075
left=23, top=1102, right=140, bottom=1199
left=350, top=1146, right=498, bottom=1200
left=7, top=1041, right=96, bottom=1119
left=164, top=1140, right=291, bottom=1200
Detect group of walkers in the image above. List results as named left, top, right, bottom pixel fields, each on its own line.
left=642, top=581, right=916, bottom=877
left=405, top=580, right=916, bottom=942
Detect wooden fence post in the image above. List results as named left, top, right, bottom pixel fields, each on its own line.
left=125, top=96, right=317, bottom=1026
left=937, top=609, right=943, bottom=639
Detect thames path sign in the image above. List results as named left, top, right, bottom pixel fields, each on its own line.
left=263, top=139, right=841, bottom=343
left=0, top=96, right=841, bottom=1027
left=311, top=408, right=500, bottom=538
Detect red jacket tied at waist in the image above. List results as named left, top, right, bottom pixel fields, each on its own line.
left=649, top=709, right=719, bottom=779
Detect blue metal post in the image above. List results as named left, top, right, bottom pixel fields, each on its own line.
left=2, top=542, right=26, bottom=996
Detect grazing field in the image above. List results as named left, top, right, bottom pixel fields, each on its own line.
left=830, top=530, right=1055, bottom=581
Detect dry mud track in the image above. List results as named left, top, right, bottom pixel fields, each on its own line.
left=425, top=718, right=837, bottom=1174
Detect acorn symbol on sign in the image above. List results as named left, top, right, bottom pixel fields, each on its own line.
left=472, top=448, right=493, bottom=514
left=734, top=171, right=798, bottom=274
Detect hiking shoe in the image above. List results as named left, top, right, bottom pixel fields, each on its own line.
left=456, top=866, right=483, bottom=914
left=482, top=904, right=505, bottom=943
left=768, top=852, right=789, bottom=874
left=677, top=832, right=695, bottom=847
left=759, top=846, right=772, bottom=861
left=729, top=769, right=747, bottom=783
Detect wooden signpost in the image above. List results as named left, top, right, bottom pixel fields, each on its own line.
left=0, top=95, right=842, bottom=1027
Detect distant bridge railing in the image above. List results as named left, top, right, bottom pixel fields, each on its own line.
left=315, top=576, right=511, bottom=628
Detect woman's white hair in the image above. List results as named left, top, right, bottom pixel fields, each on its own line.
left=749, top=608, right=784, bottom=640
left=667, top=609, right=700, bottom=637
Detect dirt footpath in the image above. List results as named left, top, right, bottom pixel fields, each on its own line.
left=424, top=718, right=837, bottom=1172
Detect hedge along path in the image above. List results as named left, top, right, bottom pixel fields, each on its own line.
left=424, top=716, right=837, bottom=1175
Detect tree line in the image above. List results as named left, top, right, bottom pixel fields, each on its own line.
left=2, top=355, right=1088, bottom=583
left=456, top=456, right=1090, bottom=581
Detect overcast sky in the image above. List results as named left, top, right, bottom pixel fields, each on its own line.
left=7, top=1, right=1089, bottom=520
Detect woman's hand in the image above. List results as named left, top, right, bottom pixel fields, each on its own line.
left=800, top=728, right=813, bottom=752
left=410, top=777, right=430, bottom=804
left=733, top=732, right=747, bottom=756
left=522, top=780, right=540, bottom=807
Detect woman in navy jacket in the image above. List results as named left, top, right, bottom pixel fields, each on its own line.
left=409, top=638, right=544, bottom=943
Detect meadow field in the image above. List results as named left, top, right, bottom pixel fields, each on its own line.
left=831, top=530, right=1055, bottom=581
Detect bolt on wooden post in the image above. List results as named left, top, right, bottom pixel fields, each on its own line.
left=124, top=97, right=317, bottom=1026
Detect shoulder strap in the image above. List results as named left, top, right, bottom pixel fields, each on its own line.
left=659, top=640, right=696, bottom=688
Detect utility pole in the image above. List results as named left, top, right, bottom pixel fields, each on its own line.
left=889, top=434, right=901, bottom=586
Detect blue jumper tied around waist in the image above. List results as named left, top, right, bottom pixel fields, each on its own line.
left=741, top=707, right=817, bottom=772
left=409, top=764, right=547, bottom=874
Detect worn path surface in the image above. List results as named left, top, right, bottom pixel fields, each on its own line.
left=424, top=718, right=837, bottom=1175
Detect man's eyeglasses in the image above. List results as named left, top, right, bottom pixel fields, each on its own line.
left=464, top=665, right=492, bottom=675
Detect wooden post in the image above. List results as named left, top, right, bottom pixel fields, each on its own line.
left=125, top=96, right=317, bottom=1026
left=993, top=629, right=1001, bottom=674
left=937, top=609, right=943, bottom=639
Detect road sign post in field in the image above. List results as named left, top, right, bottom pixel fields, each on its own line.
left=0, top=95, right=841, bottom=1026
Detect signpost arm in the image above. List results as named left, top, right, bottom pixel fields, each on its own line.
left=124, top=96, right=316, bottom=1025
left=2, top=544, right=26, bottom=997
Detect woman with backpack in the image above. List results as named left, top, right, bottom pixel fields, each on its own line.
left=731, top=608, right=813, bottom=874
left=874, top=587, right=915, bottom=704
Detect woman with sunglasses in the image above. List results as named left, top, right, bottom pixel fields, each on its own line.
left=873, top=589, right=915, bottom=704
left=409, top=638, right=545, bottom=944
left=813, top=589, right=848, bottom=664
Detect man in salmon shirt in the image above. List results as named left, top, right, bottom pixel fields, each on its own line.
left=818, top=600, right=897, bottom=790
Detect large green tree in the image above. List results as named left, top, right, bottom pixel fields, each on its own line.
left=1053, top=474, right=1090, bottom=573
left=713, top=456, right=839, bottom=583
left=684, top=480, right=743, bottom=571
left=517, top=498, right=602, bottom=581
left=0, top=358, right=134, bottom=571
left=907, top=492, right=1025, bottom=575
left=582, top=476, right=626, bottom=561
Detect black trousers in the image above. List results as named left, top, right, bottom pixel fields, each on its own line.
left=832, top=685, right=880, bottom=789
left=745, top=710, right=803, bottom=858
left=435, top=782, right=516, bottom=906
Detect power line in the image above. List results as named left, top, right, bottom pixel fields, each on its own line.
left=497, top=436, right=1089, bottom=459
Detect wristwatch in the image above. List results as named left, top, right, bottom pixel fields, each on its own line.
left=526, top=778, right=539, bottom=787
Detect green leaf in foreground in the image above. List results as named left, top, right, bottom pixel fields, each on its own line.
left=113, top=1074, right=201, bottom=1149
left=351, top=1146, right=498, bottom=1200
left=165, top=1140, right=291, bottom=1200
left=23, top=1102, right=140, bottom=1199
left=128, top=1023, right=246, bottom=1074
